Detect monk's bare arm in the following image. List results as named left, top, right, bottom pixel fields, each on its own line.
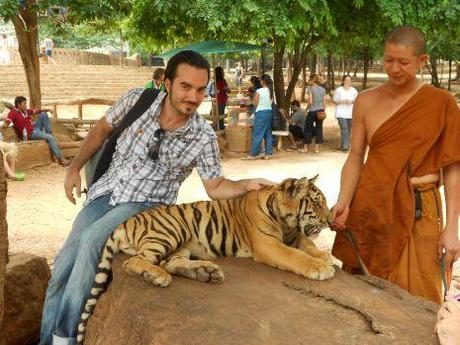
left=331, top=94, right=368, bottom=230
left=439, top=162, right=460, bottom=263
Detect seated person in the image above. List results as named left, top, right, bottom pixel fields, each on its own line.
left=436, top=280, right=460, bottom=345
left=2, top=96, right=69, bottom=166
left=285, top=100, right=306, bottom=151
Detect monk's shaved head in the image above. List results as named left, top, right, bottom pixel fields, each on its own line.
left=385, top=26, right=426, bottom=56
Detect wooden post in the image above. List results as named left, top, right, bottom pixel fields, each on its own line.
left=0, top=152, right=8, bottom=338
left=53, top=104, right=58, bottom=117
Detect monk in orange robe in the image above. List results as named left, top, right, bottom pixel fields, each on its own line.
left=331, top=26, right=460, bottom=304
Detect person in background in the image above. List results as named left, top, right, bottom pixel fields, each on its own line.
left=2, top=96, right=69, bottom=166
left=299, top=74, right=326, bottom=154
left=285, top=100, right=306, bottom=151
left=243, top=74, right=274, bottom=160
left=145, top=67, right=165, bottom=91
left=234, top=61, right=244, bottom=95
left=215, top=66, right=230, bottom=130
left=0, top=34, right=10, bottom=65
left=333, top=75, right=358, bottom=152
left=43, top=37, right=56, bottom=65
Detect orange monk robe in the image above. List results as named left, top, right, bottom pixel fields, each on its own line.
left=332, top=85, right=460, bottom=302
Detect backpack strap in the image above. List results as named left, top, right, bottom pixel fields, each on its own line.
left=91, top=88, right=160, bottom=185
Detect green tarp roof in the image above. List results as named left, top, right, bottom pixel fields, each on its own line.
left=158, top=40, right=262, bottom=58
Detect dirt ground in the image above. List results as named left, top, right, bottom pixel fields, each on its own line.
left=5, top=87, right=460, bottom=297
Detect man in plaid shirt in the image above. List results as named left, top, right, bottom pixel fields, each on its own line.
left=40, top=51, right=274, bottom=345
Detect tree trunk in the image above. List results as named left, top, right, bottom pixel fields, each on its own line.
left=362, top=47, right=370, bottom=90
left=287, top=54, right=293, bottom=83
left=272, top=36, right=286, bottom=108
left=448, top=58, right=452, bottom=91
left=0, top=151, right=8, bottom=341
left=308, top=56, right=317, bottom=76
left=326, top=53, right=335, bottom=93
left=301, top=59, right=307, bottom=102
left=119, top=30, right=124, bottom=67
left=353, top=60, right=360, bottom=78
left=456, top=64, right=460, bottom=82
left=11, top=0, right=41, bottom=108
left=428, top=55, right=440, bottom=88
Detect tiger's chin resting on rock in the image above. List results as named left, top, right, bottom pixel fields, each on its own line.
left=76, top=176, right=334, bottom=344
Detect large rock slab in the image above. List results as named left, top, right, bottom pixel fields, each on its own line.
left=0, top=253, right=50, bottom=345
left=85, top=255, right=438, bottom=345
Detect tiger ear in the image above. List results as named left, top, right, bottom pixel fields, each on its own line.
left=308, top=174, right=319, bottom=184
left=291, top=177, right=309, bottom=198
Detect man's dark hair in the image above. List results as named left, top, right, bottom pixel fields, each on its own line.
left=164, top=50, right=210, bottom=82
left=291, top=100, right=300, bottom=107
left=14, top=96, right=27, bottom=107
left=385, top=26, right=426, bottom=56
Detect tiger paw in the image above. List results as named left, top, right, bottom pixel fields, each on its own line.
left=302, top=259, right=335, bottom=281
left=316, top=251, right=333, bottom=264
left=175, top=260, right=225, bottom=284
left=196, top=263, right=225, bottom=284
left=141, top=269, right=172, bottom=287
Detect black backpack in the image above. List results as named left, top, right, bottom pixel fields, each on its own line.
left=85, top=88, right=160, bottom=189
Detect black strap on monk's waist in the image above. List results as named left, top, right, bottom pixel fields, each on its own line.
left=414, top=190, right=423, bottom=220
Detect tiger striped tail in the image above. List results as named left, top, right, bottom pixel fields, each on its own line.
left=76, top=232, right=119, bottom=344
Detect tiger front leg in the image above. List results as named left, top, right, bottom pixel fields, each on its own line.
left=252, top=235, right=335, bottom=281
left=294, top=235, right=333, bottom=264
left=123, top=255, right=172, bottom=287
left=162, top=248, right=225, bottom=284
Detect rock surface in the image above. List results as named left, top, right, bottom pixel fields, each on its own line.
left=1, top=253, right=50, bottom=345
left=84, top=255, right=438, bottom=345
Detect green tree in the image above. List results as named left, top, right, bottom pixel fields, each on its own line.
left=0, top=0, right=130, bottom=107
left=128, top=0, right=335, bottom=109
left=375, top=0, right=460, bottom=88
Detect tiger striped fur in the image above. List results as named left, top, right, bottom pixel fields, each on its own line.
left=76, top=176, right=335, bottom=344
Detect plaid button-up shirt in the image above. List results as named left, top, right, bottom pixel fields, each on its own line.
left=85, top=88, right=223, bottom=207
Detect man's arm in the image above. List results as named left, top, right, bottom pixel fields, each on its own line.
left=202, top=177, right=275, bottom=200
left=439, top=162, right=460, bottom=266
left=64, top=118, right=113, bottom=204
left=331, top=94, right=368, bottom=230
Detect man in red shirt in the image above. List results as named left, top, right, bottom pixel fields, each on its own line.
left=2, top=96, right=69, bottom=166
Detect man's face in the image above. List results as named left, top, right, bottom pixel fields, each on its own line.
left=383, top=43, right=427, bottom=86
left=17, top=100, right=27, bottom=112
left=164, top=64, right=208, bottom=117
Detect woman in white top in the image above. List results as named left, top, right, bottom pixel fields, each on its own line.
left=333, top=75, right=358, bottom=151
left=243, top=74, right=274, bottom=160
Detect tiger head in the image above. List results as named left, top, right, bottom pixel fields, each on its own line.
left=274, top=176, right=331, bottom=241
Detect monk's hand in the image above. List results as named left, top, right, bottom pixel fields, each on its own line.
left=244, top=178, right=276, bottom=192
left=438, top=226, right=460, bottom=266
left=330, top=202, right=349, bottom=231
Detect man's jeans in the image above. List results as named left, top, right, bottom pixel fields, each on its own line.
left=250, top=109, right=273, bottom=157
left=31, top=112, right=62, bottom=160
left=39, top=193, right=158, bottom=345
left=337, top=118, right=352, bottom=150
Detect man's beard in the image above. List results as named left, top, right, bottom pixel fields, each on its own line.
left=168, top=91, right=197, bottom=118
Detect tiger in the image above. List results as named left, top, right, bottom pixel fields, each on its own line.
left=76, top=176, right=335, bottom=344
